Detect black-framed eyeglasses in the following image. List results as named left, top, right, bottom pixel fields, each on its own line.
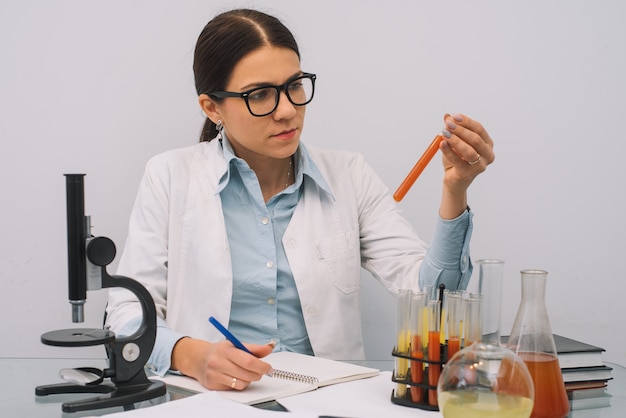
left=208, top=72, right=316, bottom=117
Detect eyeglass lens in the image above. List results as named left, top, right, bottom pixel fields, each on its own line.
left=247, top=76, right=314, bottom=116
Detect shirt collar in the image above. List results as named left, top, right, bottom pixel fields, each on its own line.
left=216, top=134, right=334, bottom=200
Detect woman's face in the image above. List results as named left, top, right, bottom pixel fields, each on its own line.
left=201, top=46, right=306, bottom=163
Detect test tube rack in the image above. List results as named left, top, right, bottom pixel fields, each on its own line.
left=390, top=342, right=454, bottom=411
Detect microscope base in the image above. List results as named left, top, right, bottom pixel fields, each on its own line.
left=36, top=380, right=166, bottom=413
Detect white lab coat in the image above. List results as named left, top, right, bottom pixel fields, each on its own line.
left=106, top=139, right=428, bottom=360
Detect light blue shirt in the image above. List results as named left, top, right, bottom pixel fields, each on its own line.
left=117, top=138, right=473, bottom=376
left=217, top=137, right=326, bottom=354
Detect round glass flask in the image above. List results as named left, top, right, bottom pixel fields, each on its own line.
left=506, top=269, right=569, bottom=418
left=437, top=260, right=535, bottom=418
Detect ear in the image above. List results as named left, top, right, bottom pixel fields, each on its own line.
left=198, top=94, right=221, bottom=123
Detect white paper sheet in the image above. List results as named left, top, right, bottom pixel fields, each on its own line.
left=278, top=371, right=442, bottom=418
left=87, top=391, right=317, bottom=417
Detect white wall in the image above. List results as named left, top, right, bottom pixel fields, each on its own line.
left=1, top=0, right=625, bottom=365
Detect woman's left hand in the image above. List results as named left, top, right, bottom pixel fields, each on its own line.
left=438, top=113, right=495, bottom=218
left=440, top=113, right=494, bottom=191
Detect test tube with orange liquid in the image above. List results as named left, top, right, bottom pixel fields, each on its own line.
left=427, top=300, right=441, bottom=406
left=409, top=291, right=427, bottom=403
left=393, top=135, right=444, bottom=202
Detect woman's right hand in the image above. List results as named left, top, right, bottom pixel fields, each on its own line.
left=170, top=337, right=274, bottom=390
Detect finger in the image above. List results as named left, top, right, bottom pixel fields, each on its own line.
left=443, top=117, right=494, bottom=165
left=221, top=347, right=271, bottom=390
left=440, top=138, right=466, bottom=167
left=447, top=113, right=494, bottom=147
left=442, top=125, right=484, bottom=165
left=207, top=343, right=269, bottom=385
left=247, top=341, right=276, bottom=359
left=224, top=375, right=251, bottom=391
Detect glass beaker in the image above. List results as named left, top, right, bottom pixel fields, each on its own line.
left=507, top=270, right=569, bottom=418
left=438, top=260, right=535, bottom=418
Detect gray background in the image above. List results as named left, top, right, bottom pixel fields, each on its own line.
left=2, top=0, right=625, bottom=365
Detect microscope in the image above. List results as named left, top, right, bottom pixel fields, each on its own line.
left=35, top=174, right=166, bottom=413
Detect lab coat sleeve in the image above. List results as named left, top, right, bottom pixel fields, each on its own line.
left=351, top=152, right=472, bottom=293
left=352, top=154, right=429, bottom=294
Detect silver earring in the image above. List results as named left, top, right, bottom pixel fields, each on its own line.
left=216, top=120, right=223, bottom=140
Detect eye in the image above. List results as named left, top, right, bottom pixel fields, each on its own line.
left=288, top=80, right=304, bottom=92
left=248, top=87, right=274, bottom=102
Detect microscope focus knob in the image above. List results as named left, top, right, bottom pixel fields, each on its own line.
left=86, top=236, right=116, bottom=267
left=122, top=342, right=141, bottom=362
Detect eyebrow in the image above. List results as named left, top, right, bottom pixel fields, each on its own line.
left=239, top=71, right=303, bottom=91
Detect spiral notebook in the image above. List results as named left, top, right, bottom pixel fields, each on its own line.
left=155, top=351, right=379, bottom=405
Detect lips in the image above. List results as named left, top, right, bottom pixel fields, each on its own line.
left=273, top=128, right=297, bottom=140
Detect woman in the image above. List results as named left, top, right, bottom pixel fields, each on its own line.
left=106, top=8, right=494, bottom=392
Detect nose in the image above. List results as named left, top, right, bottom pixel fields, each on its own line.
left=272, top=90, right=297, bottom=120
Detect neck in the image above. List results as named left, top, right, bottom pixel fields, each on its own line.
left=256, top=155, right=294, bottom=202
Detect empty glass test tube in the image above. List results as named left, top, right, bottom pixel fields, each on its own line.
left=463, top=292, right=482, bottom=348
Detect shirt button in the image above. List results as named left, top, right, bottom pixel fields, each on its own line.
left=267, top=298, right=275, bottom=305
left=262, top=217, right=269, bottom=225
left=266, top=261, right=274, bottom=268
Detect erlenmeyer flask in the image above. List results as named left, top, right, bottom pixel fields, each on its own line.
left=507, top=269, right=569, bottom=418
left=438, top=260, right=535, bottom=418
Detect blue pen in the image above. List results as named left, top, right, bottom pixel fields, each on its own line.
left=208, top=316, right=254, bottom=355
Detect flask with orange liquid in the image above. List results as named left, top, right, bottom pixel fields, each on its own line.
left=507, top=270, right=569, bottom=418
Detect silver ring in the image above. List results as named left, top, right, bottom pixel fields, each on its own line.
left=468, top=155, right=481, bottom=165
left=231, top=377, right=237, bottom=389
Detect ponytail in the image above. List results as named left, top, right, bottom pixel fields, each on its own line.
left=200, top=118, right=218, bottom=142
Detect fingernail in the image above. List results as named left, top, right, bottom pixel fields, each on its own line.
left=441, top=129, right=452, bottom=138
left=452, top=113, right=463, bottom=122
left=267, top=367, right=275, bottom=377
left=446, top=119, right=457, bottom=130
left=267, top=339, right=276, bottom=347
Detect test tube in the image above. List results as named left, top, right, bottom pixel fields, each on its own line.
left=419, top=285, right=434, bottom=358
left=427, top=299, right=441, bottom=406
left=463, top=292, right=482, bottom=348
left=409, top=291, right=426, bottom=403
left=446, top=291, right=463, bottom=361
left=395, top=289, right=411, bottom=398
left=393, top=134, right=444, bottom=202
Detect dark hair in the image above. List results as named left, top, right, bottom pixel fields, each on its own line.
left=194, top=9, right=301, bottom=142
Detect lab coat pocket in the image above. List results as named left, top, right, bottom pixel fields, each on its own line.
left=316, top=228, right=360, bottom=294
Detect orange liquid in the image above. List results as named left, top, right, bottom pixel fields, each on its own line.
left=410, top=335, right=424, bottom=402
left=428, top=331, right=441, bottom=406
left=520, top=352, right=569, bottom=418
left=495, top=355, right=535, bottom=397
left=447, top=336, right=461, bottom=361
